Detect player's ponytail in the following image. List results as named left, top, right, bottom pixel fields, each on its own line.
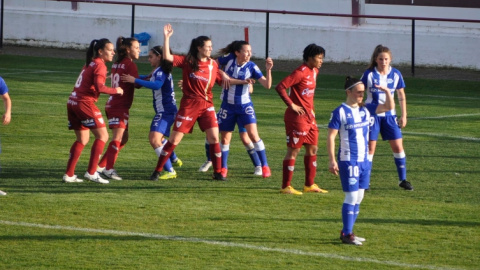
left=367, top=44, right=393, bottom=70
left=115, top=36, right=138, bottom=63
left=85, top=38, right=112, bottom=66
left=186, top=36, right=211, bottom=72
left=151, top=45, right=173, bottom=75
left=218, top=40, right=248, bottom=56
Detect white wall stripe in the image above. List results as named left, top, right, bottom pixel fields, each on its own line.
left=0, top=220, right=462, bottom=270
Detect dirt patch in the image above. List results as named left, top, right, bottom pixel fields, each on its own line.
left=2, top=45, right=478, bottom=81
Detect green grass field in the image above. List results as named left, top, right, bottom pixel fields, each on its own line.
left=0, top=54, right=479, bottom=270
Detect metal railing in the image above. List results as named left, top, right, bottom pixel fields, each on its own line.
left=2, top=0, right=479, bottom=75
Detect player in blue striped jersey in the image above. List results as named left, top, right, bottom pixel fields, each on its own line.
left=327, top=76, right=394, bottom=245
left=122, top=45, right=182, bottom=180
left=215, top=40, right=273, bottom=178
left=360, top=45, right=413, bottom=190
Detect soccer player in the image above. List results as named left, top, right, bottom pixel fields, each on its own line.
left=0, top=76, right=12, bottom=196
left=121, top=45, right=182, bottom=180
left=327, top=76, right=395, bottom=245
left=96, top=36, right=140, bottom=181
left=151, top=24, right=252, bottom=181
left=361, top=45, right=413, bottom=190
left=275, top=43, right=328, bottom=195
left=215, top=40, right=273, bottom=178
left=64, top=38, right=123, bottom=184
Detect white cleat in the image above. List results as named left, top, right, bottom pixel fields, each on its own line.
left=84, top=171, right=109, bottom=184
left=102, top=168, right=122, bottom=180
left=198, top=161, right=212, bottom=172
left=0, top=190, right=7, bottom=196
left=62, top=174, right=84, bottom=183
left=253, top=166, right=262, bottom=176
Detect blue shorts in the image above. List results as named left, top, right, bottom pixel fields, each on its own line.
left=338, top=160, right=371, bottom=192
left=217, top=102, right=257, bottom=132
left=150, top=112, right=176, bottom=137
left=369, top=115, right=402, bottom=141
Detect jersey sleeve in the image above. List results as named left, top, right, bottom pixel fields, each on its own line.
left=0, top=77, right=9, bottom=95
left=275, top=69, right=302, bottom=106
left=173, top=55, right=186, bottom=68
left=93, top=63, right=117, bottom=95
left=365, top=103, right=378, bottom=115
left=360, top=69, right=370, bottom=86
left=396, top=70, right=406, bottom=89
left=328, top=108, right=341, bottom=130
left=217, top=53, right=234, bottom=66
left=134, top=69, right=166, bottom=90
left=251, top=63, right=264, bottom=80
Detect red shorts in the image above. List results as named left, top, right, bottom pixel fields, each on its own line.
left=173, top=98, right=218, bottom=134
left=105, top=108, right=130, bottom=129
left=284, top=112, right=318, bottom=148
left=67, top=100, right=106, bottom=130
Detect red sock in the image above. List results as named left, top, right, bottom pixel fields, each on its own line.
left=87, top=139, right=106, bottom=175
left=65, top=141, right=85, bottom=176
left=282, top=159, right=295, bottom=189
left=97, top=153, right=107, bottom=169
left=304, top=155, right=317, bottom=187
left=105, top=140, right=121, bottom=170
left=155, top=141, right=176, bottom=172
left=210, top=143, right=221, bottom=173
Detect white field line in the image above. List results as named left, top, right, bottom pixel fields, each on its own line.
left=0, top=220, right=461, bottom=270
left=409, top=113, right=480, bottom=120
left=402, top=131, right=480, bottom=142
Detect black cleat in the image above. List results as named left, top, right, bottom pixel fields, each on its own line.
left=399, top=180, right=413, bottom=190
left=150, top=171, right=161, bottom=181
left=212, top=172, right=227, bottom=181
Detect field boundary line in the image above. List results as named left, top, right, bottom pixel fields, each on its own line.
left=0, top=220, right=462, bottom=270
left=409, top=113, right=480, bottom=120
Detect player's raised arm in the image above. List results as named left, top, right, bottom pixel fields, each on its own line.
left=163, top=24, right=174, bottom=62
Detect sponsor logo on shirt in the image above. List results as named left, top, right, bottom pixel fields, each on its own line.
left=344, top=121, right=369, bottom=130
left=189, top=73, right=209, bottom=83
left=301, top=88, right=315, bottom=96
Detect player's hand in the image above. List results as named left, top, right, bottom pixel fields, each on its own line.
left=398, top=115, right=407, bottom=128
left=177, top=80, right=183, bottom=90
left=245, top=78, right=256, bottom=85
left=374, top=84, right=389, bottom=92
left=121, top=74, right=135, bottom=83
left=164, top=24, right=173, bottom=38
left=265, top=57, right=273, bottom=70
left=248, top=84, right=253, bottom=94
left=115, top=87, right=124, bottom=96
left=221, top=72, right=231, bottom=90
left=290, top=103, right=305, bottom=115
left=328, top=161, right=339, bottom=176
left=2, top=113, right=11, bottom=125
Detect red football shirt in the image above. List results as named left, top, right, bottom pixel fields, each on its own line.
left=106, top=57, right=139, bottom=109
left=173, top=55, right=222, bottom=101
left=275, top=63, right=318, bottom=122
left=70, top=58, right=117, bottom=103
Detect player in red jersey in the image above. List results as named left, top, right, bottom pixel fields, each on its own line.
left=97, top=36, right=140, bottom=181
left=151, top=23, right=253, bottom=181
left=64, top=38, right=124, bottom=184
left=275, top=43, right=329, bottom=195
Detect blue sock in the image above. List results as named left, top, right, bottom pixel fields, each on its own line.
left=163, top=159, right=174, bottom=173
left=254, top=139, right=268, bottom=167
left=394, top=152, right=407, bottom=181
left=221, top=144, right=229, bottom=169
left=342, top=203, right=355, bottom=235
left=353, top=204, right=360, bottom=223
